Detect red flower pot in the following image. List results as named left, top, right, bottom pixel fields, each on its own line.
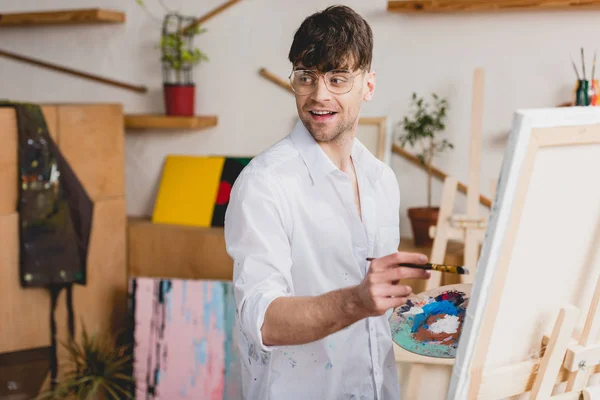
left=164, top=83, right=195, bottom=116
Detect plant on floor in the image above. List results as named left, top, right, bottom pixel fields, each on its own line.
left=398, top=92, right=453, bottom=246
left=36, top=322, right=133, bottom=400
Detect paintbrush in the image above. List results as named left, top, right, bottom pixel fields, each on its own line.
left=592, top=51, right=597, bottom=82
left=366, top=258, right=470, bottom=275
left=582, top=47, right=587, bottom=80
left=572, top=57, right=582, bottom=80
left=573, top=58, right=582, bottom=80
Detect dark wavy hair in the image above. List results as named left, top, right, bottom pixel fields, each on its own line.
left=288, top=5, right=373, bottom=72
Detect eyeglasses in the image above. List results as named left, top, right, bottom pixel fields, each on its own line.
left=289, top=69, right=363, bottom=95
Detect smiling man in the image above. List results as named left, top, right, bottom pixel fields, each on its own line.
left=224, top=5, right=430, bottom=400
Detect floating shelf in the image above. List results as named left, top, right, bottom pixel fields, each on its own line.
left=387, top=0, right=600, bottom=13
left=0, top=9, right=125, bottom=27
left=125, top=114, right=218, bottom=130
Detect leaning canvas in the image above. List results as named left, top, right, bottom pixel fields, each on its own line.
left=448, top=107, right=600, bottom=399
left=130, top=277, right=242, bottom=400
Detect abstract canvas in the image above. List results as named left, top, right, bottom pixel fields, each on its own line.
left=152, top=156, right=251, bottom=227
left=130, top=277, right=241, bottom=399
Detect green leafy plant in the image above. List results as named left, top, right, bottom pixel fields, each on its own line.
left=135, top=0, right=209, bottom=84
left=36, top=323, right=133, bottom=400
left=398, top=92, right=453, bottom=208
left=160, top=23, right=209, bottom=72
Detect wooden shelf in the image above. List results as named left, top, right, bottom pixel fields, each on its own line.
left=125, top=114, right=218, bottom=130
left=0, top=9, right=125, bottom=27
left=387, top=0, right=600, bottom=13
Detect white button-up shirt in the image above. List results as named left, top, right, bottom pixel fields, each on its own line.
left=224, top=121, right=402, bottom=400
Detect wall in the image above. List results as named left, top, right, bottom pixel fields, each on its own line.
left=1, top=0, right=597, bottom=236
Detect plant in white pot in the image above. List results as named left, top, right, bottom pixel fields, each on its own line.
left=398, top=92, right=453, bottom=247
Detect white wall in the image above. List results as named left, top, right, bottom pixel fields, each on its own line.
left=1, top=0, right=597, bottom=238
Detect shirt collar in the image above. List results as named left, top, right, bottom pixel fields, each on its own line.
left=290, top=120, right=383, bottom=185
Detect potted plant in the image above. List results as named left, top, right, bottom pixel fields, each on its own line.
left=135, top=1, right=209, bottom=116
left=161, top=13, right=209, bottom=116
left=36, top=322, right=133, bottom=399
left=398, top=92, right=453, bottom=247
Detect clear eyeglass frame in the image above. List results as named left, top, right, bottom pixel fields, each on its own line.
left=289, top=69, right=363, bottom=95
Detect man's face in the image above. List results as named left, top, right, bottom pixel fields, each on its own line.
left=293, top=63, right=376, bottom=144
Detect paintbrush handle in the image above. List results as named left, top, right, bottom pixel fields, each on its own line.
left=399, top=263, right=468, bottom=275
left=365, top=258, right=469, bottom=275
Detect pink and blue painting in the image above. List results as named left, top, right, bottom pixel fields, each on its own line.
left=129, top=278, right=241, bottom=399
left=388, top=284, right=471, bottom=359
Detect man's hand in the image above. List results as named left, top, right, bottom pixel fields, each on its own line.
left=352, top=252, right=430, bottom=318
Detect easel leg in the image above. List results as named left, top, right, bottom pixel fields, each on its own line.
left=404, top=364, right=425, bottom=400
left=565, top=222, right=600, bottom=393
left=462, top=68, right=485, bottom=285
left=426, top=176, right=458, bottom=291
left=531, top=306, right=580, bottom=399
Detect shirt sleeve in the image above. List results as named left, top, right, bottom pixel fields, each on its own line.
left=224, top=170, right=293, bottom=353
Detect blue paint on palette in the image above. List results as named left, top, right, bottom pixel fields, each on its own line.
left=411, top=300, right=460, bottom=334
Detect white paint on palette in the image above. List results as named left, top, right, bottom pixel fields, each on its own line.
left=429, top=315, right=460, bottom=335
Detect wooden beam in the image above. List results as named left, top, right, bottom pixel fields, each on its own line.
left=259, top=67, right=293, bottom=93
left=392, top=144, right=492, bottom=208
left=387, top=0, right=600, bottom=13
left=182, top=0, right=240, bottom=34
left=0, top=49, right=147, bottom=93
left=0, top=9, right=125, bottom=27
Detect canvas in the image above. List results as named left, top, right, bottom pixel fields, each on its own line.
left=152, top=156, right=251, bottom=227
left=447, top=107, right=600, bottom=399
left=130, top=277, right=241, bottom=400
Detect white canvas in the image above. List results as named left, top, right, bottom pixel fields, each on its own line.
left=448, top=107, right=600, bottom=400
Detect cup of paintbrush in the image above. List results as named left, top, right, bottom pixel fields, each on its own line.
left=365, top=258, right=470, bottom=275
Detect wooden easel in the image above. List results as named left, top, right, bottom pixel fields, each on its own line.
left=471, top=265, right=600, bottom=399
left=396, top=68, right=489, bottom=399
left=426, top=67, right=488, bottom=289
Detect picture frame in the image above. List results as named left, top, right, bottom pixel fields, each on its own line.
left=357, top=116, right=390, bottom=163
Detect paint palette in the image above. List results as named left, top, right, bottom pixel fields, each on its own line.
left=388, top=284, right=472, bottom=359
